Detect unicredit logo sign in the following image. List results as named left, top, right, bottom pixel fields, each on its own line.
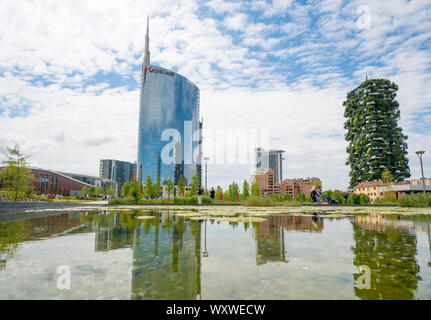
left=148, top=66, right=174, bottom=77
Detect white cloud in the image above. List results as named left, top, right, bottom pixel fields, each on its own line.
left=0, top=0, right=430, bottom=191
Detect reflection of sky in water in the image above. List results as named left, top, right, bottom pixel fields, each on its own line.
left=0, top=234, right=132, bottom=299
left=0, top=211, right=430, bottom=300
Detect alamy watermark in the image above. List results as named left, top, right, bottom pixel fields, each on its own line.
left=56, top=265, right=71, bottom=290
left=354, top=265, right=371, bottom=289
left=356, top=5, right=371, bottom=30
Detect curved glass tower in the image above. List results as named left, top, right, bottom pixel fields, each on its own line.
left=137, top=18, right=201, bottom=185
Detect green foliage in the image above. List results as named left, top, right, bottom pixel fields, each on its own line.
left=96, top=185, right=105, bottom=196
left=347, top=193, right=361, bottom=205
left=106, top=185, right=116, bottom=196
left=325, top=190, right=346, bottom=204
left=129, top=179, right=141, bottom=201
left=272, top=193, right=283, bottom=201
left=215, top=186, right=223, bottom=200
left=251, top=179, right=259, bottom=196
left=229, top=181, right=240, bottom=201
left=173, top=196, right=211, bottom=205
left=166, top=177, right=174, bottom=199
left=242, top=196, right=274, bottom=207
left=399, top=193, right=431, bottom=207
left=81, top=186, right=90, bottom=196
left=0, top=143, right=35, bottom=201
left=144, top=176, right=153, bottom=198
left=89, top=186, right=96, bottom=196
left=382, top=168, right=394, bottom=184
left=283, top=193, right=292, bottom=201
left=190, top=174, right=199, bottom=196
left=153, top=176, right=161, bottom=198
left=359, top=193, right=371, bottom=204
left=294, top=192, right=306, bottom=202
left=177, top=176, right=185, bottom=196
left=122, top=182, right=131, bottom=197
left=343, top=79, right=410, bottom=188
left=242, top=179, right=250, bottom=199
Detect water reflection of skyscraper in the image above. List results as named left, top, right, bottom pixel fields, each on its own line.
left=131, top=214, right=202, bottom=300
left=252, top=216, right=324, bottom=265
left=351, top=220, right=421, bottom=300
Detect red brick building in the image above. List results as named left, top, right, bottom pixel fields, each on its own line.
left=0, top=167, right=91, bottom=196
left=255, top=169, right=322, bottom=199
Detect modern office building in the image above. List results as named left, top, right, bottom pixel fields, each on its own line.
left=255, top=147, right=285, bottom=184
left=137, top=18, right=201, bottom=186
left=61, top=171, right=118, bottom=195
left=99, top=159, right=136, bottom=193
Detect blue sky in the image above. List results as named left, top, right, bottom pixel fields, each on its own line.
left=1, top=0, right=430, bottom=190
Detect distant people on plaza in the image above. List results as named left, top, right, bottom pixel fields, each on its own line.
left=316, top=186, right=323, bottom=204
left=311, top=186, right=318, bottom=204
left=210, top=187, right=215, bottom=205
left=197, top=185, right=203, bottom=205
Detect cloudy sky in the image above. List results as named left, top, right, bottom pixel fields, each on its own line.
left=1, top=0, right=430, bottom=191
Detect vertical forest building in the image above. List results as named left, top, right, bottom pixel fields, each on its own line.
left=343, top=79, right=410, bottom=188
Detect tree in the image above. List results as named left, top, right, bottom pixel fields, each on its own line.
left=294, top=192, right=306, bottom=202
left=251, top=179, right=260, bottom=196
left=382, top=168, right=394, bottom=184
left=313, top=180, right=322, bottom=188
left=359, top=193, right=371, bottom=204
left=177, top=176, right=185, bottom=197
left=144, top=176, right=153, bottom=198
left=343, top=79, right=410, bottom=188
left=81, top=186, right=90, bottom=196
left=190, top=174, right=199, bottom=196
left=96, top=185, right=105, bottom=196
left=166, top=177, right=174, bottom=200
left=129, top=179, right=141, bottom=201
left=347, top=193, right=361, bottom=205
left=215, top=186, right=223, bottom=200
left=89, top=186, right=96, bottom=196
left=0, top=143, right=35, bottom=201
left=106, top=185, right=116, bottom=197
left=283, top=193, right=292, bottom=201
left=122, top=182, right=131, bottom=198
left=153, top=176, right=161, bottom=198
left=242, top=179, right=250, bottom=199
left=229, top=181, right=240, bottom=201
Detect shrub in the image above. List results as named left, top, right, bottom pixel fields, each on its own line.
left=242, top=196, right=274, bottom=207
left=359, top=193, right=371, bottom=204
left=347, top=193, right=361, bottom=204
left=399, top=193, right=431, bottom=207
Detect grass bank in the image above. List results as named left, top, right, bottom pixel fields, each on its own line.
left=399, top=193, right=431, bottom=207
left=242, top=196, right=302, bottom=207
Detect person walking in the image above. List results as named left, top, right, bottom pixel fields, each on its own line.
left=316, top=186, right=323, bottom=204
left=197, top=185, right=203, bottom=205
left=210, top=187, right=215, bottom=205
left=311, top=186, right=318, bottom=204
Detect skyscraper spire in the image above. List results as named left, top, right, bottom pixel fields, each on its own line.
left=143, top=15, right=150, bottom=72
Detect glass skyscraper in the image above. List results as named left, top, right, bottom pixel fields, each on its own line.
left=137, top=18, right=201, bottom=186
left=255, top=147, right=285, bottom=184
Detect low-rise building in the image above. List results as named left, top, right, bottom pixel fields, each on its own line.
left=255, top=169, right=322, bottom=199
left=354, top=180, right=431, bottom=202
left=410, top=178, right=431, bottom=186
left=0, top=167, right=118, bottom=197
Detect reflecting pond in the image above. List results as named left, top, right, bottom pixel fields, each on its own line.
left=1, top=210, right=431, bottom=299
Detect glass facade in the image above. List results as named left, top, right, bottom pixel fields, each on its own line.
left=99, top=159, right=136, bottom=193
left=138, top=65, right=200, bottom=185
